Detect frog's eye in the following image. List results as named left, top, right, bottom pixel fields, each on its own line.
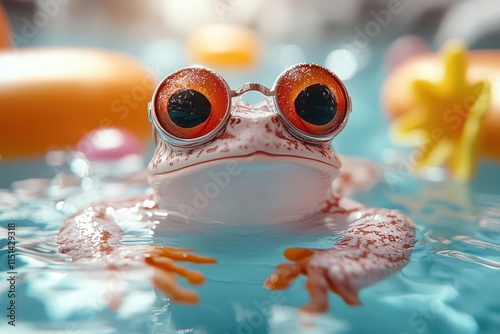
left=152, top=67, right=230, bottom=141
left=274, top=63, right=350, bottom=141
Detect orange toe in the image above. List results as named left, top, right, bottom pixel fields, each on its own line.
left=264, top=263, right=302, bottom=290
left=145, top=255, right=206, bottom=285
left=151, top=269, right=200, bottom=304
left=148, top=246, right=217, bottom=264
left=143, top=246, right=217, bottom=304
left=284, top=248, right=316, bottom=262
left=300, top=269, right=330, bottom=314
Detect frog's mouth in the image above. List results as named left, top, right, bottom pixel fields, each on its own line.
left=149, top=152, right=338, bottom=225
left=150, top=150, right=341, bottom=177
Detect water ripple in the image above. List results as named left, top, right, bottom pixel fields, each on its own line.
left=478, top=215, right=500, bottom=232
left=437, top=250, right=500, bottom=269
left=453, top=236, right=500, bottom=252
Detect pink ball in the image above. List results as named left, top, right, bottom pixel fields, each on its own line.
left=76, top=127, right=143, bottom=161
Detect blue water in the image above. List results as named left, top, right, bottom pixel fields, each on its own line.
left=1, top=161, right=500, bottom=334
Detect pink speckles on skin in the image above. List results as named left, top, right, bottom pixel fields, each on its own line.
left=217, top=131, right=237, bottom=140
left=229, top=117, right=241, bottom=127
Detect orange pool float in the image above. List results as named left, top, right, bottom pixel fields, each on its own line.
left=0, top=48, right=157, bottom=159
left=0, top=1, right=11, bottom=49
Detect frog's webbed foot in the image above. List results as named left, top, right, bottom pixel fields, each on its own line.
left=144, top=246, right=216, bottom=303
left=264, top=247, right=361, bottom=313
left=265, top=208, right=416, bottom=313
left=264, top=248, right=345, bottom=313
left=58, top=196, right=217, bottom=305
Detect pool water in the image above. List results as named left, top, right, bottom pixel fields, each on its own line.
left=1, top=158, right=500, bottom=334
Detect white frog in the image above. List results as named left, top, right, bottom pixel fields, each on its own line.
left=58, top=63, right=416, bottom=313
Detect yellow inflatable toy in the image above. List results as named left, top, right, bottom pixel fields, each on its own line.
left=382, top=40, right=500, bottom=181
left=0, top=48, right=156, bottom=159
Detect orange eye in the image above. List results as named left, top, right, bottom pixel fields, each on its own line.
left=275, top=63, right=350, bottom=139
left=152, top=67, right=230, bottom=140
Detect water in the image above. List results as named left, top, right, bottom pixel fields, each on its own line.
left=1, top=162, right=500, bottom=334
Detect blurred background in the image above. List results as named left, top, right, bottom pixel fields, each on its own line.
left=1, top=0, right=500, bottom=186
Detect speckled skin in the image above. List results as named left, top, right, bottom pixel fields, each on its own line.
left=58, top=100, right=416, bottom=312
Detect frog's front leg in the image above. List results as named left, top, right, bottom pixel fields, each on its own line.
left=57, top=195, right=216, bottom=303
left=265, top=196, right=416, bottom=313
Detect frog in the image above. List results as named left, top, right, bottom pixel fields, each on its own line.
left=57, top=63, right=416, bottom=313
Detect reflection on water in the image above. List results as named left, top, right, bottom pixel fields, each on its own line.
left=1, top=169, right=500, bottom=333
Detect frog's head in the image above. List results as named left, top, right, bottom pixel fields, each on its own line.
left=148, top=64, right=351, bottom=224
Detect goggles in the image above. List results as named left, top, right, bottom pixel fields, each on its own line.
left=149, top=63, right=351, bottom=148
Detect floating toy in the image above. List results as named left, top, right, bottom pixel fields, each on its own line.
left=0, top=48, right=156, bottom=159
left=0, top=1, right=10, bottom=49
left=382, top=40, right=500, bottom=181
left=186, top=24, right=261, bottom=69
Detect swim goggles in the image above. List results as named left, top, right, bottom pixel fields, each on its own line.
left=149, top=63, right=351, bottom=148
